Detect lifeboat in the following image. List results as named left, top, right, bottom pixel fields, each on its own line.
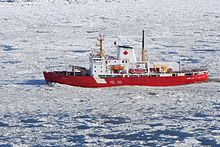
left=111, top=65, right=124, bottom=70
left=129, top=69, right=147, bottom=74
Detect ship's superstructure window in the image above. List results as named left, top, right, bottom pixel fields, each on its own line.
left=93, top=58, right=102, bottom=62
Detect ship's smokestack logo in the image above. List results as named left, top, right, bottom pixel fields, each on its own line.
left=123, top=51, right=128, bottom=55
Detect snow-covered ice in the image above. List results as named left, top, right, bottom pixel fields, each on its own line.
left=0, top=0, right=220, bottom=146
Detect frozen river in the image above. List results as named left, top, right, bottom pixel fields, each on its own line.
left=0, top=0, right=220, bottom=146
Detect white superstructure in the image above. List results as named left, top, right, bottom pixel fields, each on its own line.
left=89, top=34, right=180, bottom=77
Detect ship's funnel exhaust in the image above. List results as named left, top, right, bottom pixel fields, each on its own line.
left=141, top=30, right=145, bottom=63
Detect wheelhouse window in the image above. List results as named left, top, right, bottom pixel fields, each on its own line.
left=93, top=58, right=102, bottom=62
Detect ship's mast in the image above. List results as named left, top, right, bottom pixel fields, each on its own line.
left=141, top=30, right=145, bottom=63
left=97, top=34, right=105, bottom=59
left=141, top=30, right=147, bottom=63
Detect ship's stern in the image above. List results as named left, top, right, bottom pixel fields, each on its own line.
left=43, top=71, right=53, bottom=83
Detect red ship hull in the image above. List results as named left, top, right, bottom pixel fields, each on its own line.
left=43, top=71, right=208, bottom=88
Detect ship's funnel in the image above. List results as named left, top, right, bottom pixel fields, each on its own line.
left=117, top=45, right=137, bottom=63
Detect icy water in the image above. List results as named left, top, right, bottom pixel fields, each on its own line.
left=1, top=85, right=220, bottom=146
left=0, top=0, right=220, bottom=146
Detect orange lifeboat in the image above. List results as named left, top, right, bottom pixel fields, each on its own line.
left=111, top=65, right=124, bottom=70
